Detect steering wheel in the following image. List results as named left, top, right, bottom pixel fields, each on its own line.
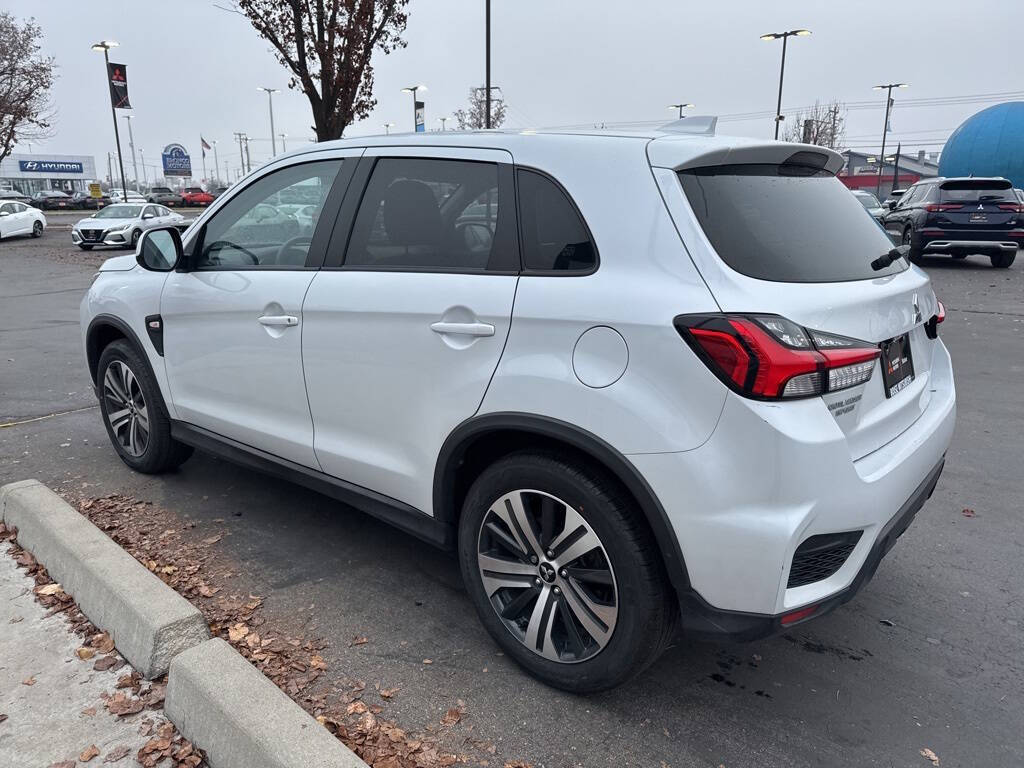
left=204, top=240, right=259, bottom=266
left=275, top=236, right=313, bottom=266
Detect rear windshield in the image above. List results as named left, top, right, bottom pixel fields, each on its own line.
left=679, top=164, right=906, bottom=282
left=939, top=180, right=1014, bottom=203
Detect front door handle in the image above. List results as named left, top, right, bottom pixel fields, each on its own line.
left=258, top=315, right=298, bottom=327
left=430, top=321, right=495, bottom=337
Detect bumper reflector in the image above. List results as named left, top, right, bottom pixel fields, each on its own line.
left=780, top=605, right=818, bottom=626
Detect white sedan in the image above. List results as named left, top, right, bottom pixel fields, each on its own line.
left=0, top=199, right=46, bottom=240
left=71, top=203, right=184, bottom=250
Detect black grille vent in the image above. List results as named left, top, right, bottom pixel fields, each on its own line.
left=788, top=531, right=863, bottom=588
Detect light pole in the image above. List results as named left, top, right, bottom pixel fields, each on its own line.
left=139, top=148, right=147, bottom=187
left=760, top=29, right=811, bottom=140
left=121, top=114, right=140, bottom=191
left=278, top=133, right=287, bottom=152
left=667, top=103, right=695, bottom=119
left=383, top=122, right=395, bottom=135
left=873, top=83, right=908, bottom=196
left=257, top=87, right=280, bottom=155
left=401, top=85, right=427, bottom=132
left=485, top=0, right=491, bottom=128
left=91, top=40, right=128, bottom=199
left=437, top=117, right=450, bottom=131
left=211, top=140, right=220, bottom=184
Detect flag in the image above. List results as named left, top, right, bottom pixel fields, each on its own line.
left=200, top=136, right=211, bottom=157
left=107, top=62, right=131, bottom=109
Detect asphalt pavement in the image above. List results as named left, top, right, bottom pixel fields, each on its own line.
left=1, top=228, right=1021, bottom=767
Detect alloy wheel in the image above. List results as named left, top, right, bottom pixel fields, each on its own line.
left=476, top=489, right=618, bottom=664
left=103, top=360, right=149, bottom=457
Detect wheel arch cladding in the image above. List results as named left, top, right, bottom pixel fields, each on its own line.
left=434, top=412, right=690, bottom=599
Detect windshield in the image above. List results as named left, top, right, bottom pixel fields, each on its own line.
left=854, top=191, right=881, bottom=209
left=95, top=204, right=142, bottom=219
left=679, top=164, right=906, bottom=283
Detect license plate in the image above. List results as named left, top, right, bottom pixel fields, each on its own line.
left=970, top=213, right=987, bottom=222
left=880, top=332, right=915, bottom=398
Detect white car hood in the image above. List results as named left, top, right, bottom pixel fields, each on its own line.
left=98, top=253, right=139, bottom=272
left=77, top=217, right=135, bottom=230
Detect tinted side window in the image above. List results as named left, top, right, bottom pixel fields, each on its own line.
left=344, top=158, right=507, bottom=271
left=196, top=159, right=341, bottom=269
left=517, top=170, right=596, bottom=273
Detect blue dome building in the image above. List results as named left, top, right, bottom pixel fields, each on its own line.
left=938, top=102, right=1024, bottom=188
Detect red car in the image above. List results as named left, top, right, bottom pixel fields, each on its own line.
left=180, top=187, right=214, bottom=206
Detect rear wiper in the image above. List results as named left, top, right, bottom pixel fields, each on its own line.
left=871, top=245, right=910, bottom=271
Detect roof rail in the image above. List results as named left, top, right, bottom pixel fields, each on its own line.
left=658, top=116, right=718, bottom=136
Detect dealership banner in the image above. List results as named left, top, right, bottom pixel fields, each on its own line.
left=18, top=160, right=84, bottom=174
left=161, top=143, right=192, bottom=177
left=415, top=100, right=425, bottom=133
left=108, top=62, right=132, bottom=109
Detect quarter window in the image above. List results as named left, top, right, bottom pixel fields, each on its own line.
left=344, top=158, right=509, bottom=271
left=516, top=170, right=596, bottom=273
left=195, top=159, right=342, bottom=269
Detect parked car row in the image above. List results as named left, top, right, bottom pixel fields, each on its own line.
left=0, top=185, right=230, bottom=212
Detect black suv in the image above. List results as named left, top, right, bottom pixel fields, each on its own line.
left=882, top=177, right=1021, bottom=268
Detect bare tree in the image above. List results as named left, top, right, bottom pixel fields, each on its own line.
left=453, top=87, right=507, bottom=130
left=0, top=13, right=56, bottom=164
left=223, top=0, right=409, bottom=141
left=783, top=100, right=846, bottom=150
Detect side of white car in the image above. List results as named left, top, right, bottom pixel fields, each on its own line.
left=80, top=130, right=955, bottom=691
left=0, top=200, right=45, bottom=239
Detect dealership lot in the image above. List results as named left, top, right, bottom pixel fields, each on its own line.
left=1, top=230, right=1022, bottom=767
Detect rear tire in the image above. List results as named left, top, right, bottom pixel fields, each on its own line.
left=991, top=252, right=1016, bottom=268
left=130, top=229, right=141, bottom=249
left=96, top=339, right=193, bottom=474
left=458, top=450, right=676, bottom=693
left=902, top=226, right=922, bottom=264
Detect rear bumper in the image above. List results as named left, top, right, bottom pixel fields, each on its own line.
left=628, top=337, right=955, bottom=636
left=674, top=456, right=944, bottom=640
left=923, top=239, right=1018, bottom=254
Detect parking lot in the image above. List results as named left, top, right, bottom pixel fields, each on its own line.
left=1, top=226, right=1022, bottom=767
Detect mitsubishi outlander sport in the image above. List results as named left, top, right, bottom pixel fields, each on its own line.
left=80, top=128, right=956, bottom=692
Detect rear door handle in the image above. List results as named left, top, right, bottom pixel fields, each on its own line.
left=258, top=315, right=298, bottom=327
left=430, top=321, right=495, bottom=337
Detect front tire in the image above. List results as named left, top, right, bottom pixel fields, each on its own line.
left=458, top=451, right=676, bottom=693
left=97, top=340, right=193, bottom=474
left=991, top=252, right=1016, bottom=268
left=130, top=229, right=141, bottom=249
left=31, top=221, right=43, bottom=238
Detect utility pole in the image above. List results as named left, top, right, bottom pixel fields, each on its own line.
left=139, top=148, right=147, bottom=187
left=485, top=0, right=491, bottom=129
left=233, top=132, right=247, bottom=175
left=92, top=41, right=128, bottom=199
left=243, top=136, right=252, bottom=173
left=211, top=140, right=220, bottom=184
left=873, top=83, right=908, bottom=196
left=122, top=115, right=140, bottom=191
left=258, top=87, right=280, bottom=155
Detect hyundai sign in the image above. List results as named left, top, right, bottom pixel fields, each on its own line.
left=18, top=160, right=84, bottom=174
left=161, top=143, right=192, bottom=177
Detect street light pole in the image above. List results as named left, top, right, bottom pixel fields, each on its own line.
left=92, top=41, right=128, bottom=199
left=258, top=87, right=280, bottom=155
left=438, top=117, right=449, bottom=131
left=760, top=29, right=811, bottom=140
left=401, top=85, right=427, bottom=131
left=122, top=115, right=140, bottom=191
left=485, top=0, right=491, bottom=129
left=211, top=140, right=220, bottom=184
left=873, top=83, right=908, bottom=197
left=383, top=122, right=394, bottom=135
left=139, top=148, right=147, bottom=187
left=278, top=133, right=287, bottom=152
left=667, top=103, right=695, bottom=119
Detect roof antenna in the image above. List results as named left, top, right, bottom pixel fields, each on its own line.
left=659, top=116, right=718, bottom=135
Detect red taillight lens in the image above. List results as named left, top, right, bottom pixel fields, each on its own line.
left=997, top=203, right=1024, bottom=213
left=676, top=314, right=881, bottom=401
left=936, top=300, right=945, bottom=324
left=925, top=203, right=964, bottom=212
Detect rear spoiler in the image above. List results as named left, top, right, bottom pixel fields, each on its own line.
left=939, top=178, right=1012, bottom=190
left=648, top=138, right=844, bottom=175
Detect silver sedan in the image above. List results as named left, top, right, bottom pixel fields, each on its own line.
left=71, top=203, right=184, bottom=250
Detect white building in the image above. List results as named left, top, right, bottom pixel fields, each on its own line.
left=0, top=153, right=98, bottom=195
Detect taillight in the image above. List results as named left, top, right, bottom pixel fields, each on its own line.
left=925, top=299, right=945, bottom=339
left=997, top=203, right=1024, bottom=213
left=925, top=203, right=963, bottom=212
left=675, top=314, right=880, bottom=401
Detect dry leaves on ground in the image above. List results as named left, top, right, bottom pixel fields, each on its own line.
left=102, top=745, right=131, bottom=763
left=79, top=744, right=100, bottom=761
left=920, top=747, right=940, bottom=765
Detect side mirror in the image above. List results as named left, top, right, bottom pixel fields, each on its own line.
left=136, top=226, right=183, bottom=271
left=142, top=212, right=154, bottom=219
left=886, top=200, right=897, bottom=210
left=0, top=211, right=8, bottom=217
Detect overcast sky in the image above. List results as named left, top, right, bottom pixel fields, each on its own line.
left=8, top=0, right=1024, bottom=181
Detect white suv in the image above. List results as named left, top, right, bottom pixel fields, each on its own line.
left=80, top=130, right=955, bottom=691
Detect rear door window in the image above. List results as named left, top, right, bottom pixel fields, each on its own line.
left=679, top=163, right=906, bottom=283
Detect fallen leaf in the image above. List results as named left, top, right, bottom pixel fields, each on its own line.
left=349, top=636, right=368, bottom=647
left=94, top=655, right=119, bottom=672
left=93, top=633, right=115, bottom=653
left=81, top=707, right=97, bottom=716
left=103, top=745, right=131, bottom=763
left=920, top=747, right=940, bottom=765
left=228, top=622, right=249, bottom=642
left=9, top=616, right=22, bottom=624
left=35, top=583, right=63, bottom=596
left=79, top=744, right=100, bottom=761
left=197, top=584, right=220, bottom=597
left=202, top=534, right=222, bottom=545
left=961, top=508, right=976, bottom=518
left=310, top=654, right=327, bottom=670
left=379, top=686, right=399, bottom=700
left=22, top=676, right=35, bottom=686
left=422, top=659, right=433, bottom=665
left=105, top=692, right=145, bottom=716
left=0, top=713, right=7, bottom=723
left=441, top=706, right=463, bottom=726
left=76, top=646, right=97, bottom=660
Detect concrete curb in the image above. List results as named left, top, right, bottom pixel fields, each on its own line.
left=167, top=639, right=367, bottom=768
left=0, top=479, right=209, bottom=679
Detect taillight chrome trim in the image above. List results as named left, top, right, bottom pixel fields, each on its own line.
left=675, top=313, right=881, bottom=402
